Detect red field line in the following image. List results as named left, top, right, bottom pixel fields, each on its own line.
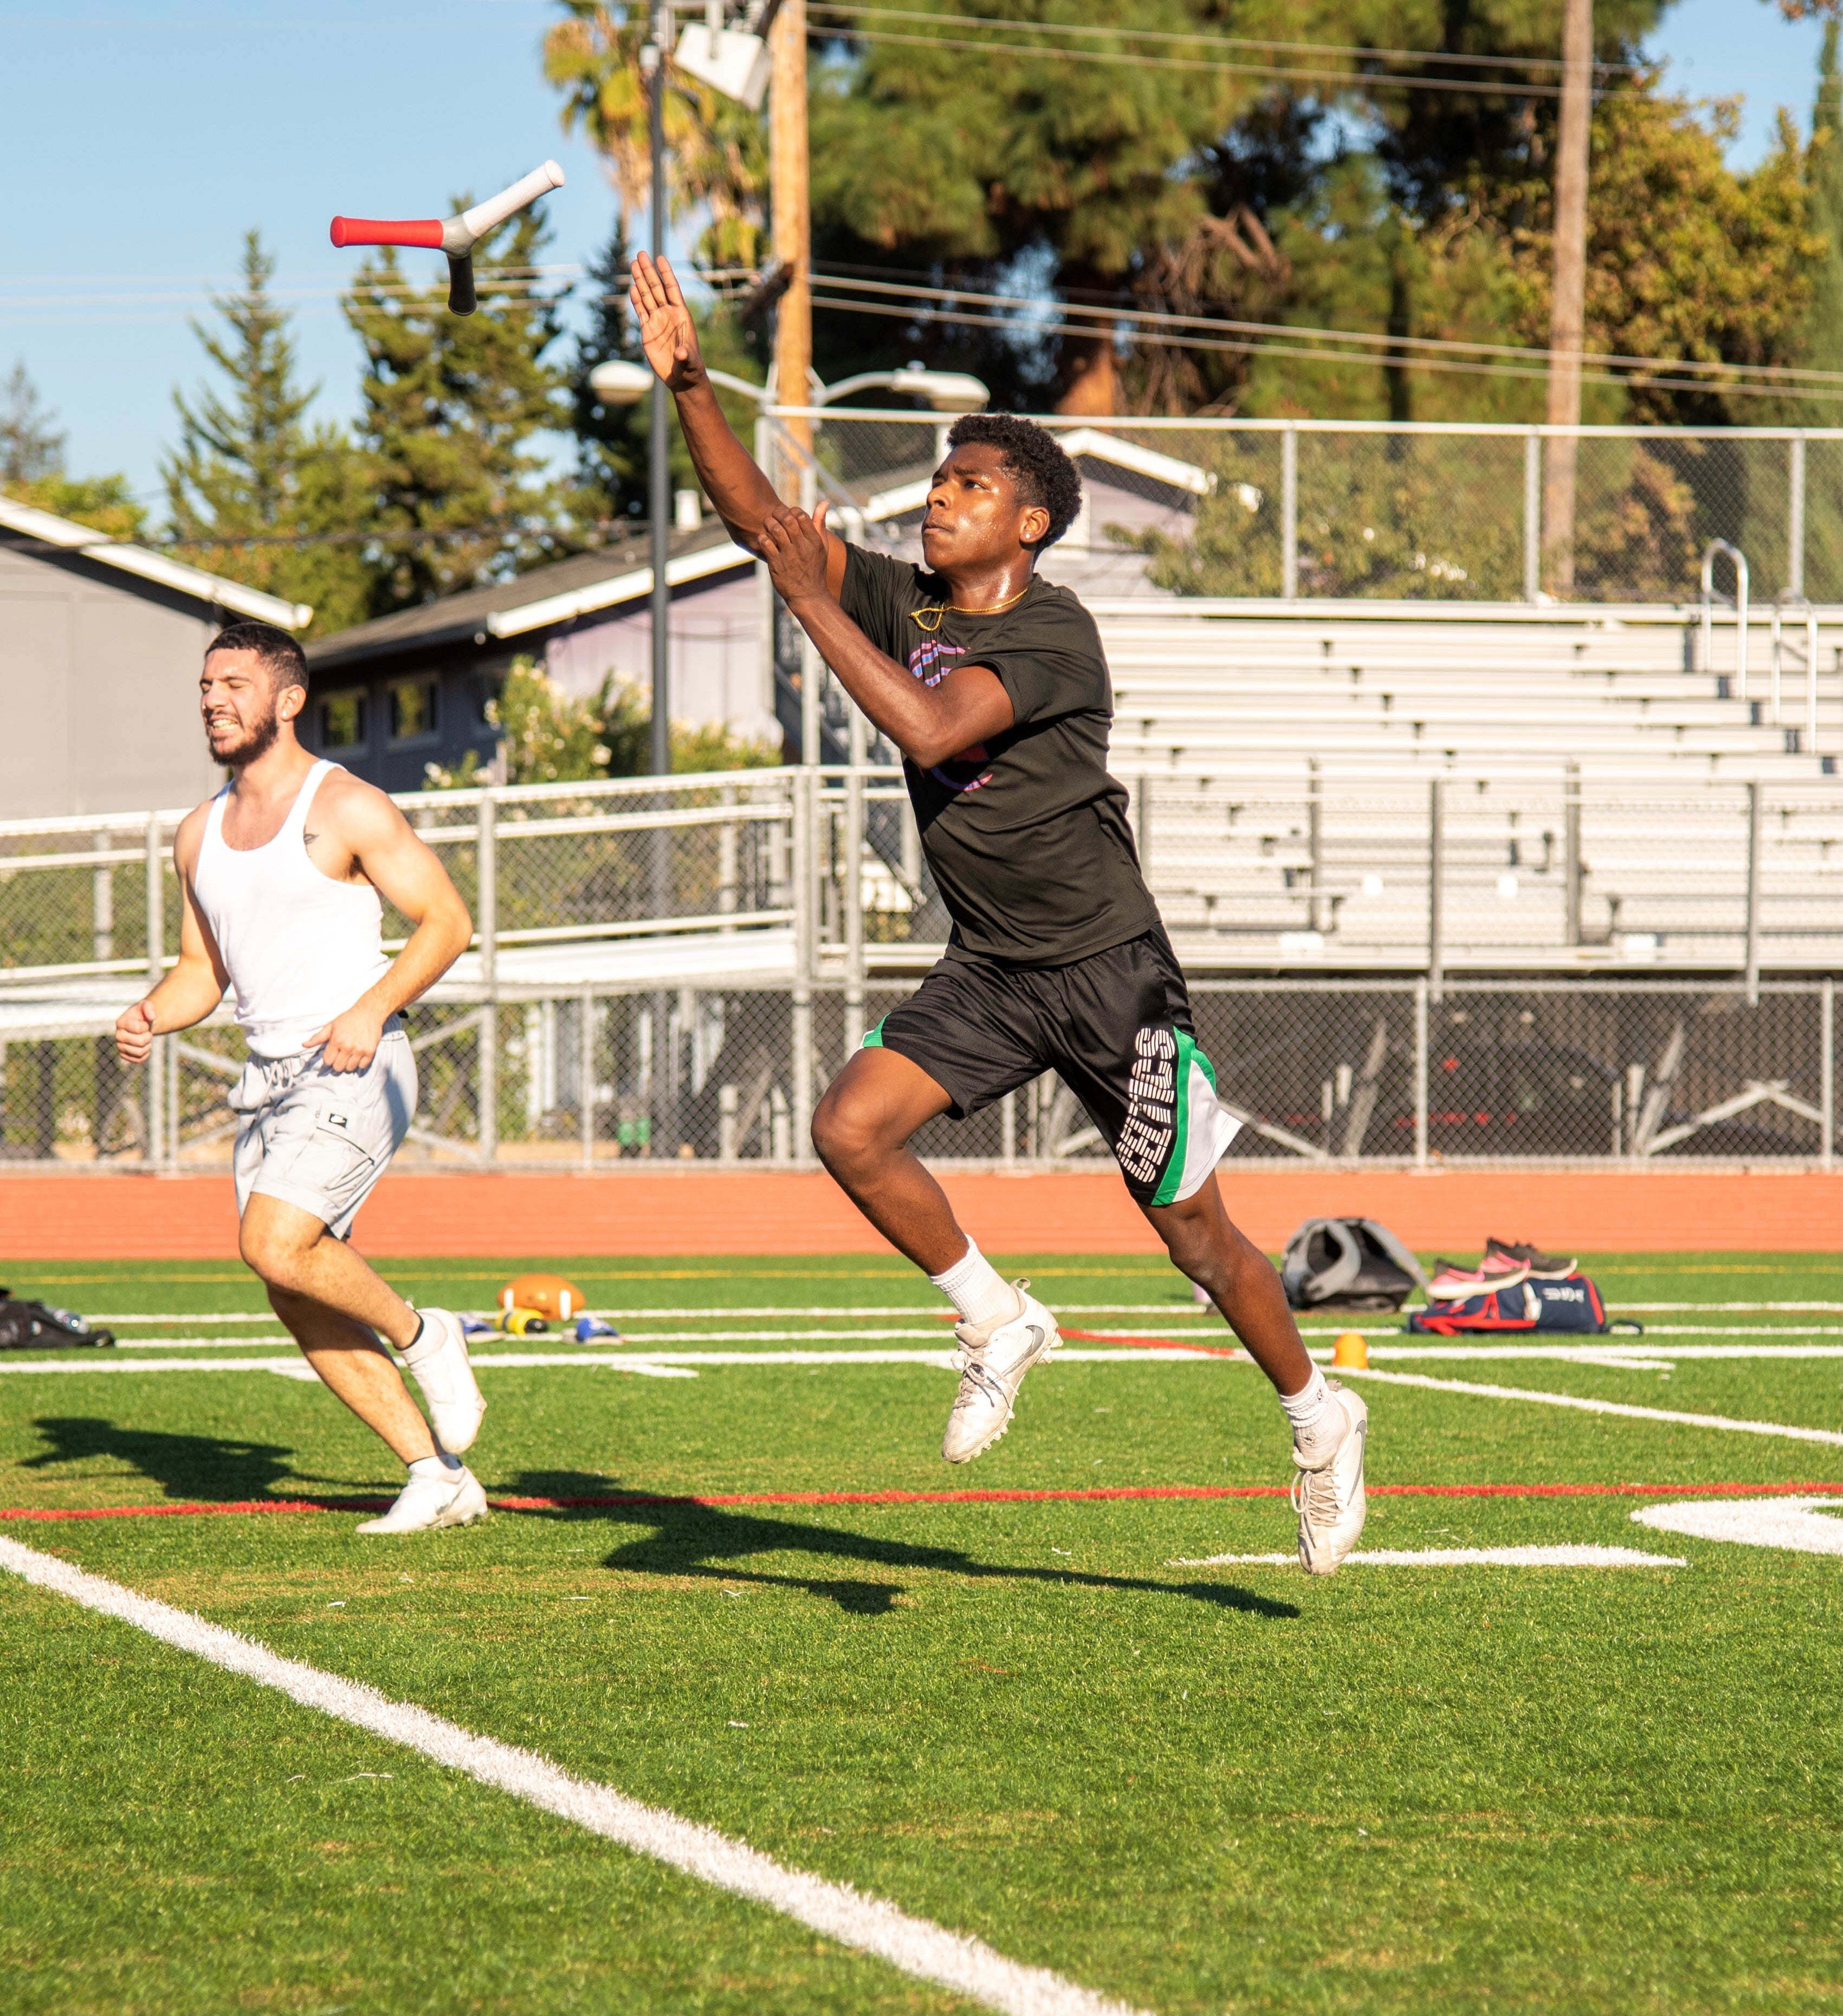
left=1060, top=1328, right=1239, bottom=1356
left=1, top=1480, right=1838, bottom=1524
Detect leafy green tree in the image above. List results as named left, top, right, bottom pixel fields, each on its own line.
left=545, top=2, right=768, bottom=268
left=345, top=204, right=572, bottom=609
left=163, top=231, right=373, bottom=632
left=428, top=655, right=777, bottom=786
left=1491, top=81, right=1823, bottom=426
left=809, top=0, right=1275, bottom=409
left=1784, top=21, right=1843, bottom=414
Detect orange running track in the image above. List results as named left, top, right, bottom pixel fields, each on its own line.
left=0, top=1165, right=1835, bottom=1259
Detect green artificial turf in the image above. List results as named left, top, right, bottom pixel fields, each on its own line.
left=0, top=1252, right=1837, bottom=2015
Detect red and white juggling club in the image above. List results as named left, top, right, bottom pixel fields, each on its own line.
left=330, top=161, right=566, bottom=315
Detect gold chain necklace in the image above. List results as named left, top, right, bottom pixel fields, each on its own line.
left=910, top=582, right=1031, bottom=633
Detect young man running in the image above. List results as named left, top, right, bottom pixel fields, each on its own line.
left=631, top=253, right=1368, bottom=1573
left=115, top=622, right=490, bottom=1534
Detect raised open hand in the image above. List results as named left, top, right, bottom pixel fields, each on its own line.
left=758, top=498, right=833, bottom=604
left=628, top=251, right=703, bottom=391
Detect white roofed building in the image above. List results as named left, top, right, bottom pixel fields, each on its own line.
left=0, top=495, right=310, bottom=818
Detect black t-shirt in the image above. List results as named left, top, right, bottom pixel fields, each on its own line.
left=838, top=544, right=1160, bottom=965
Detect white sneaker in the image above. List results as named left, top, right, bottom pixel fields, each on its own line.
left=356, top=1464, right=489, bottom=1534
left=942, top=1280, right=1059, bottom=1463
left=400, top=1307, right=486, bottom=1454
left=1291, top=1382, right=1368, bottom=1576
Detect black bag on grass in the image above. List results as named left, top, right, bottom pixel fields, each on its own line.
left=1282, top=1218, right=1428, bottom=1312
left=0, top=1289, right=114, bottom=1351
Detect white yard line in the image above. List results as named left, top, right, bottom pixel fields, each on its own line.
left=1630, top=1497, right=1843, bottom=1557
left=4, top=1342, right=1839, bottom=1378
left=1335, top=1366, right=1843, bottom=1445
left=89, top=1301, right=1842, bottom=1327
left=0, top=1537, right=1143, bottom=2016
left=1167, top=1545, right=1687, bottom=1568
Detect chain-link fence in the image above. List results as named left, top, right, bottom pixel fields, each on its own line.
left=777, top=411, right=1843, bottom=610
left=0, top=771, right=1834, bottom=1169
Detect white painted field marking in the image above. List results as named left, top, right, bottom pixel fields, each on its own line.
left=1631, top=1496, right=1843, bottom=1557
left=1166, top=1545, right=1687, bottom=1569
left=1336, top=1366, right=1843, bottom=1445
left=87, top=1301, right=1841, bottom=1328
left=4, top=1343, right=1839, bottom=1379
left=0, top=1536, right=1144, bottom=2016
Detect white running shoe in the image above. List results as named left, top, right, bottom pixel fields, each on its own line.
left=399, top=1307, right=486, bottom=1454
left=941, top=1280, right=1059, bottom=1463
left=1291, top=1382, right=1368, bottom=1576
left=356, top=1464, right=489, bottom=1535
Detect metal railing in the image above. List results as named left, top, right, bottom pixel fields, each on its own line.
left=1771, top=591, right=1822, bottom=749
left=769, top=411, right=1843, bottom=609
left=1701, top=539, right=1750, bottom=696
left=1, top=766, right=1835, bottom=1171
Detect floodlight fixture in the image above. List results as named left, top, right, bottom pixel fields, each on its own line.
left=672, top=0, right=781, bottom=109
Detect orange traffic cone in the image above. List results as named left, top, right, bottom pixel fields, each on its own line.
left=1332, top=1331, right=1370, bottom=1369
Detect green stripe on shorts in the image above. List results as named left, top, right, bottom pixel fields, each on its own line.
left=861, top=1019, right=887, bottom=1048
left=1150, top=1030, right=1213, bottom=1208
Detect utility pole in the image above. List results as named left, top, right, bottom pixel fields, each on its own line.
left=645, top=3, right=675, bottom=1156
left=1542, top=0, right=1593, bottom=594
left=646, top=3, right=672, bottom=779
left=769, top=0, right=811, bottom=471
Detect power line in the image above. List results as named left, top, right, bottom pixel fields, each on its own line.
left=809, top=270, right=1843, bottom=391
left=806, top=289, right=1843, bottom=403
left=809, top=3, right=1641, bottom=75
left=812, top=20, right=1601, bottom=99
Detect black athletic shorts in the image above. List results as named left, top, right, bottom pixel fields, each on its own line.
left=864, top=928, right=1241, bottom=1207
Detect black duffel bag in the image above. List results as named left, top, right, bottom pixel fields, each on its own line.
left=0, top=1288, right=115, bottom=1351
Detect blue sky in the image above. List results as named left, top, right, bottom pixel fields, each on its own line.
left=0, top=0, right=1829, bottom=505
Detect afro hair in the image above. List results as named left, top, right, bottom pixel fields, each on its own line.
left=943, top=412, right=1082, bottom=550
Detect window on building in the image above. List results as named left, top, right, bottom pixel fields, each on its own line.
left=389, top=675, right=440, bottom=744
left=317, top=690, right=367, bottom=751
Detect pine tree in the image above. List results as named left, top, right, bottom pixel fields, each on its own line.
left=570, top=223, right=649, bottom=529
left=344, top=203, right=571, bottom=608
left=566, top=222, right=768, bottom=533
left=1, top=361, right=66, bottom=483
left=2, top=359, right=148, bottom=538
left=163, top=232, right=373, bottom=632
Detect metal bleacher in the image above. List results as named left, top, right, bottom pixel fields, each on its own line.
left=1089, top=600, right=1843, bottom=972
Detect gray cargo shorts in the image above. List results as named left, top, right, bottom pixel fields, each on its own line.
left=230, top=1022, right=416, bottom=1240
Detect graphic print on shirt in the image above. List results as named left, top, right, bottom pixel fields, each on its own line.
left=1115, top=1025, right=1178, bottom=1188
left=903, top=636, right=994, bottom=792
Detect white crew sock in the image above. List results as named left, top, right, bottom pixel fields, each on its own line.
left=408, top=1453, right=462, bottom=1482
left=929, top=1239, right=1016, bottom=1327
left=1280, top=1364, right=1341, bottom=1463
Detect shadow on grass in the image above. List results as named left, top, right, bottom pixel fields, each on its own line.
left=506, top=1469, right=1299, bottom=1621
left=21, top=1416, right=305, bottom=1501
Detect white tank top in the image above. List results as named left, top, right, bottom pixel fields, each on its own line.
left=193, top=760, right=392, bottom=1059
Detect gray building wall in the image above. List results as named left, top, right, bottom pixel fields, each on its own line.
left=0, top=544, right=225, bottom=818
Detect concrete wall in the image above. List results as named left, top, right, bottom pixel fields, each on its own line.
left=0, top=545, right=223, bottom=817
